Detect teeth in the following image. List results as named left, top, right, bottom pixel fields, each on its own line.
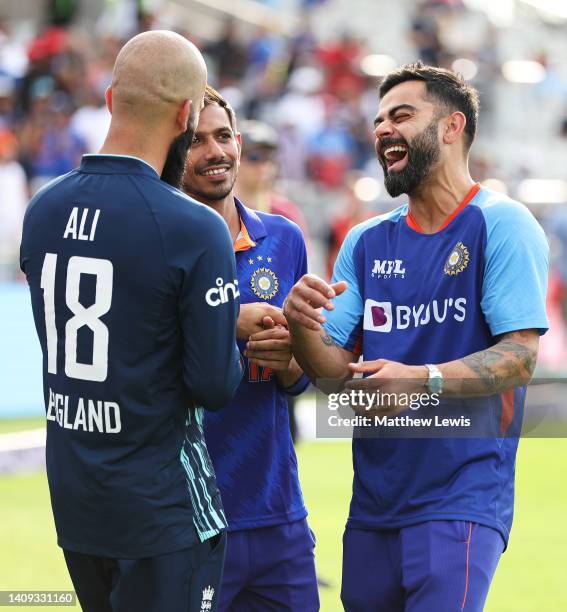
left=384, top=145, right=407, bottom=157
left=204, top=168, right=228, bottom=176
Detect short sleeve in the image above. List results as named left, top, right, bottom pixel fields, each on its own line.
left=323, top=225, right=365, bottom=352
left=480, top=200, right=549, bottom=337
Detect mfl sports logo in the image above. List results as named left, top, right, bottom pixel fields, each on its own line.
left=371, top=259, right=405, bottom=279
left=206, top=277, right=240, bottom=307
left=363, top=297, right=466, bottom=332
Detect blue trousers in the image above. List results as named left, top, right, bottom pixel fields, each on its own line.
left=219, top=519, right=319, bottom=611
left=341, top=521, right=504, bottom=612
left=64, top=531, right=226, bottom=612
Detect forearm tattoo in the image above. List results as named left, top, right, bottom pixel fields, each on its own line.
left=321, top=332, right=337, bottom=348
left=462, top=331, right=537, bottom=394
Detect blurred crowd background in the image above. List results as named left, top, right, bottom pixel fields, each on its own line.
left=1, top=0, right=566, bottom=372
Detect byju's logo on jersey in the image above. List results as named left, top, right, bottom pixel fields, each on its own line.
left=371, top=259, right=406, bottom=279
left=205, top=278, right=240, bottom=307
left=364, top=298, right=467, bottom=332
left=364, top=300, right=393, bottom=332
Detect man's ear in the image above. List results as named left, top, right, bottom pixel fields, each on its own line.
left=442, top=111, right=467, bottom=145
left=236, top=131, right=242, bottom=160
left=177, top=99, right=191, bottom=133
left=105, top=86, right=112, bottom=114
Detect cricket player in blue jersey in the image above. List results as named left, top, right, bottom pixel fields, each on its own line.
left=20, top=32, right=242, bottom=612
left=284, top=62, right=549, bottom=611
left=182, top=86, right=319, bottom=611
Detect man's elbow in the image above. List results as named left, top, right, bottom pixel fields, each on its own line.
left=519, top=352, right=538, bottom=386
left=196, top=363, right=243, bottom=412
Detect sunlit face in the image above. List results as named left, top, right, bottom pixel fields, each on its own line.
left=182, top=104, right=241, bottom=204
left=373, top=80, right=442, bottom=197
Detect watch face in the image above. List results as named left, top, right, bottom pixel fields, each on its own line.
left=426, top=366, right=443, bottom=395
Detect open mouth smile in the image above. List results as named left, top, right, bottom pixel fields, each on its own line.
left=382, top=145, right=408, bottom=172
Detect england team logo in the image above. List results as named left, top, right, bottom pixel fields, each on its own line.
left=251, top=267, right=279, bottom=300
left=200, top=585, right=214, bottom=611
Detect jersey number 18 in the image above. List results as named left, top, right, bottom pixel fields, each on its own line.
left=41, top=253, right=113, bottom=382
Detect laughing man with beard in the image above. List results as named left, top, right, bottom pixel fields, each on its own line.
left=284, top=62, right=549, bottom=611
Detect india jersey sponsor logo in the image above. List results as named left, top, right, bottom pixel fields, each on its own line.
left=205, top=278, right=240, bottom=307
left=363, top=297, right=467, bottom=332
left=371, top=259, right=406, bottom=279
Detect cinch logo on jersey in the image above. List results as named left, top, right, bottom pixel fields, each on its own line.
left=371, top=259, right=406, bottom=278
left=205, top=277, right=240, bottom=307
left=363, top=297, right=467, bottom=332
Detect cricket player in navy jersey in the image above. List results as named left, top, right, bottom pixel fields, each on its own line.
left=20, top=32, right=242, bottom=612
left=182, top=86, right=319, bottom=611
left=284, top=62, right=549, bottom=611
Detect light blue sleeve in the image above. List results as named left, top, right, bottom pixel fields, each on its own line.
left=479, top=198, right=549, bottom=337
left=323, top=224, right=365, bottom=352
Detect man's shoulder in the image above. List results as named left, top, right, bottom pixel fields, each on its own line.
left=471, top=187, right=545, bottom=239
left=343, top=205, right=408, bottom=251
left=256, top=208, right=304, bottom=240
left=26, top=170, right=79, bottom=212
left=146, top=183, right=228, bottom=235
left=472, top=186, right=534, bottom=220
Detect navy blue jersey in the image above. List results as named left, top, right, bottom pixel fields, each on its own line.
left=204, top=200, right=309, bottom=530
left=20, top=154, right=243, bottom=558
left=324, top=185, right=549, bottom=544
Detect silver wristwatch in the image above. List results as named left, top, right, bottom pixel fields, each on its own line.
left=425, top=364, right=443, bottom=395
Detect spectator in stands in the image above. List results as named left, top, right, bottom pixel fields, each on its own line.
left=236, top=119, right=309, bottom=238
left=0, top=128, right=27, bottom=280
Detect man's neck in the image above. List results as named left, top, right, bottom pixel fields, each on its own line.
left=408, top=167, right=475, bottom=234
left=197, top=193, right=240, bottom=242
left=99, top=125, right=169, bottom=176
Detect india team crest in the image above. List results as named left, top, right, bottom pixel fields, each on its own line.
left=251, top=267, right=279, bottom=300
left=444, top=241, right=469, bottom=275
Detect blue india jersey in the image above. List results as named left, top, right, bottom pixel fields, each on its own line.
left=324, top=184, right=549, bottom=544
left=204, top=199, right=309, bottom=531
left=20, top=154, right=243, bottom=558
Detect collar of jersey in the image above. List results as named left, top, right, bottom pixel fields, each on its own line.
left=406, top=183, right=481, bottom=234
left=234, top=197, right=267, bottom=252
left=80, top=154, right=159, bottom=177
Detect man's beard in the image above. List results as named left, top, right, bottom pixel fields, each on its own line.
left=183, top=160, right=237, bottom=203
left=381, top=119, right=440, bottom=198
left=161, top=108, right=197, bottom=188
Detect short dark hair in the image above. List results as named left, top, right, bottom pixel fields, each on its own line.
left=378, top=61, right=480, bottom=149
left=203, top=84, right=236, bottom=132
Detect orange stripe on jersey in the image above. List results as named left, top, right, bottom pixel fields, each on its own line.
left=234, top=215, right=256, bottom=252
left=406, top=183, right=481, bottom=234
left=461, top=522, right=473, bottom=610
left=500, top=388, right=515, bottom=435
